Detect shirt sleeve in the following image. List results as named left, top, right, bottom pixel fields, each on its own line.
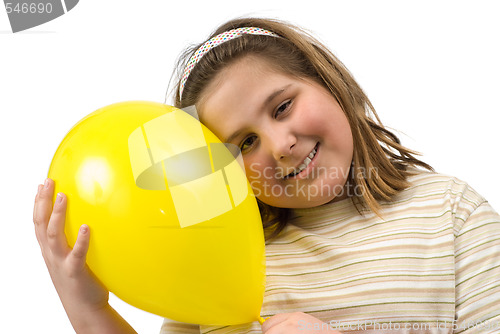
left=453, top=184, right=500, bottom=333
left=159, top=318, right=200, bottom=334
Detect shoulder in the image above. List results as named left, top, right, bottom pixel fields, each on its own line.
left=394, top=168, right=486, bottom=210
left=383, top=168, right=493, bottom=232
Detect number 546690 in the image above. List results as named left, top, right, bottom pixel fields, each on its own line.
left=5, top=2, right=53, bottom=14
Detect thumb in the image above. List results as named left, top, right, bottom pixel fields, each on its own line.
left=68, top=224, right=90, bottom=268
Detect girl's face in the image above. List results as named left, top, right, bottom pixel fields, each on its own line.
left=197, top=56, right=354, bottom=208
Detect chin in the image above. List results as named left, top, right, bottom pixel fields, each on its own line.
left=260, top=195, right=338, bottom=209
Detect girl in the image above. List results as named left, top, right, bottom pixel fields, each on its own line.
left=33, top=17, right=500, bottom=334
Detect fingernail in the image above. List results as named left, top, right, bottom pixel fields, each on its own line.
left=44, top=179, right=50, bottom=189
left=56, top=193, right=63, bottom=203
left=80, top=225, right=88, bottom=234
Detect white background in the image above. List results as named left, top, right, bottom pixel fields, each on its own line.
left=1, top=1, right=499, bottom=333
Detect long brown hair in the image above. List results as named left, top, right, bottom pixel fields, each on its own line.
left=171, top=17, right=433, bottom=239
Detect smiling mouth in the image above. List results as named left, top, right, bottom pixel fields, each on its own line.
left=284, top=143, right=319, bottom=179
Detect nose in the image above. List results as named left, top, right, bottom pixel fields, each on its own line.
left=263, top=125, right=296, bottom=161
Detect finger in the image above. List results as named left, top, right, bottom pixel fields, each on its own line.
left=67, top=225, right=90, bottom=272
left=261, top=313, right=289, bottom=333
left=33, top=180, right=55, bottom=247
left=33, top=184, right=44, bottom=224
left=34, top=179, right=55, bottom=228
left=33, top=184, right=46, bottom=246
left=46, top=192, right=70, bottom=257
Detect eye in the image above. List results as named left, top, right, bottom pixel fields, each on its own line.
left=274, top=99, right=292, bottom=118
left=240, top=135, right=258, bottom=153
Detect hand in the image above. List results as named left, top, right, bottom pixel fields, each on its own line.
left=261, top=312, right=342, bottom=334
left=33, top=179, right=109, bottom=321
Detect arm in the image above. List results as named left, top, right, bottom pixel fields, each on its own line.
left=453, top=193, right=500, bottom=332
left=33, top=178, right=137, bottom=334
left=160, top=318, right=200, bottom=333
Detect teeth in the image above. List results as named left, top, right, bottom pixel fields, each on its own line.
left=287, top=146, right=317, bottom=178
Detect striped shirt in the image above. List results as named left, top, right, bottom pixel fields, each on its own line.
left=160, top=170, right=500, bottom=333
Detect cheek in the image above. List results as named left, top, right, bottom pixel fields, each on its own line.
left=312, top=107, right=353, bottom=150
left=295, top=97, right=341, bottom=134
left=243, top=157, right=277, bottom=187
left=331, top=114, right=353, bottom=150
left=295, top=103, right=320, bottom=130
left=244, top=157, right=265, bottom=184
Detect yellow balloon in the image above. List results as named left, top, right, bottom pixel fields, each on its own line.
left=48, top=101, right=265, bottom=325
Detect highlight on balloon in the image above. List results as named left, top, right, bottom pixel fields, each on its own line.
left=128, top=107, right=248, bottom=228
